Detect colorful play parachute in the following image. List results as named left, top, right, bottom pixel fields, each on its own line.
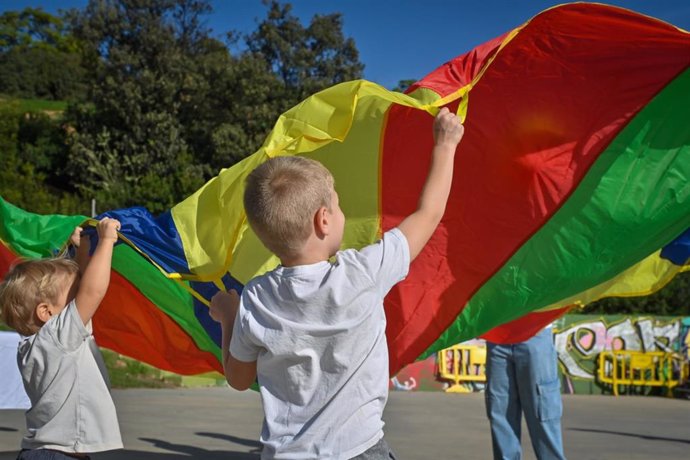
left=1, top=3, right=690, bottom=375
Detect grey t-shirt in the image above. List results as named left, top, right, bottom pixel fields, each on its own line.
left=17, top=300, right=123, bottom=453
left=230, top=228, right=410, bottom=459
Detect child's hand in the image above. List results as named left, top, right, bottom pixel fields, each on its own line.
left=433, top=107, right=464, bottom=149
left=209, top=290, right=240, bottom=325
left=97, top=217, right=121, bottom=243
left=72, top=225, right=91, bottom=267
left=70, top=226, right=83, bottom=247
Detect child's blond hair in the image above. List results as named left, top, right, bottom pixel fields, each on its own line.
left=0, top=258, right=79, bottom=336
left=244, top=156, right=334, bottom=259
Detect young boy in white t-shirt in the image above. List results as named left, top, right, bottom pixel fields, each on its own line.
left=0, top=217, right=123, bottom=460
left=209, top=108, right=464, bottom=459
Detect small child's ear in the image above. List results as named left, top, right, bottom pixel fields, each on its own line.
left=35, top=303, right=51, bottom=323
left=314, top=206, right=329, bottom=238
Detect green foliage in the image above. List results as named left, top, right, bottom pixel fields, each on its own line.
left=0, top=47, right=86, bottom=100
left=246, top=0, right=364, bottom=107
left=584, top=271, right=690, bottom=316
left=175, top=38, right=278, bottom=172
left=13, top=97, right=68, bottom=112
left=0, top=8, right=86, bottom=100
left=0, top=8, right=82, bottom=212
left=0, top=103, right=85, bottom=214
left=393, top=79, right=416, bottom=93
left=178, top=0, right=366, bottom=173
left=61, top=0, right=365, bottom=211
left=0, top=7, right=78, bottom=52
left=65, top=0, right=212, bottom=212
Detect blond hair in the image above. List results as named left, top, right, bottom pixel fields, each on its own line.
left=244, top=156, right=334, bottom=259
left=0, top=258, right=79, bottom=336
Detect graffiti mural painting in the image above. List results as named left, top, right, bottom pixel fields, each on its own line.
left=554, top=315, right=688, bottom=393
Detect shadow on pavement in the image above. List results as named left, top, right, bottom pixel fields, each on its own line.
left=0, top=429, right=17, bottom=433
left=0, top=451, right=17, bottom=459
left=195, top=432, right=262, bottom=450
left=569, top=428, right=690, bottom=445
left=95, top=450, right=259, bottom=459
left=3, top=444, right=262, bottom=460
left=0, top=431, right=263, bottom=460
left=91, top=436, right=262, bottom=459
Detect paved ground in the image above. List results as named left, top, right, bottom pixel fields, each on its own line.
left=1, top=389, right=688, bottom=459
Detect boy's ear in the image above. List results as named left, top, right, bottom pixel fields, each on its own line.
left=35, top=302, right=52, bottom=323
left=314, top=206, right=329, bottom=238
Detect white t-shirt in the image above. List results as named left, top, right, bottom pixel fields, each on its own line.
left=18, top=300, right=123, bottom=453
left=230, top=229, right=410, bottom=459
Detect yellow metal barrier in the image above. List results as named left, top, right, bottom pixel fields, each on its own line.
left=437, top=345, right=487, bottom=393
left=597, top=350, right=689, bottom=397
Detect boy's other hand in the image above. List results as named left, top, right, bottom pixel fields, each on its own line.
left=97, top=217, right=121, bottom=242
left=70, top=226, right=83, bottom=247
left=209, top=289, right=240, bottom=324
left=433, top=107, right=464, bottom=149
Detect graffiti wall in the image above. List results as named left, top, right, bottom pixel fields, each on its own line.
left=553, top=314, right=689, bottom=395
left=390, top=314, right=690, bottom=395
left=388, top=355, right=444, bottom=392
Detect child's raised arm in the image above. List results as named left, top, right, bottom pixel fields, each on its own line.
left=397, top=107, right=464, bottom=261
left=75, top=217, right=120, bottom=325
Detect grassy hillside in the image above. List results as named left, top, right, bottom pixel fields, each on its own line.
left=1, top=318, right=221, bottom=388
left=0, top=95, right=67, bottom=113
left=16, top=98, right=68, bottom=112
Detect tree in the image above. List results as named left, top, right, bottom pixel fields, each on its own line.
left=0, top=7, right=75, bottom=51
left=173, top=34, right=278, bottom=173
left=393, top=79, right=416, bottom=93
left=246, top=1, right=364, bottom=110
left=66, top=0, right=366, bottom=201
left=0, top=103, right=84, bottom=215
left=584, top=272, right=690, bottom=316
left=65, top=0, right=209, bottom=213
left=179, top=0, right=367, bottom=174
left=0, top=8, right=86, bottom=100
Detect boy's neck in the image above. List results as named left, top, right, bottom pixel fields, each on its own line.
left=280, top=242, right=334, bottom=267
left=280, top=252, right=331, bottom=267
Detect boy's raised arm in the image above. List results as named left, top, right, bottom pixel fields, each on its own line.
left=397, top=107, right=464, bottom=261
left=75, top=217, right=120, bottom=325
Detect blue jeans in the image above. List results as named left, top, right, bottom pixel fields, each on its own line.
left=485, top=327, right=566, bottom=460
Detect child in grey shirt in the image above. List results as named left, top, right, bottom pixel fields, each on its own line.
left=0, top=217, right=123, bottom=460
left=209, top=108, right=464, bottom=459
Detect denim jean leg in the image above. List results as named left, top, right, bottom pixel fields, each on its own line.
left=515, top=327, right=566, bottom=460
left=486, top=342, right=523, bottom=460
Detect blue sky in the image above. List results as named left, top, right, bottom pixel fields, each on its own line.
left=3, top=1, right=690, bottom=89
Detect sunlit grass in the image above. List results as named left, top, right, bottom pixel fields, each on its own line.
left=101, top=348, right=184, bottom=388
left=0, top=95, right=67, bottom=112
left=17, top=98, right=67, bottom=112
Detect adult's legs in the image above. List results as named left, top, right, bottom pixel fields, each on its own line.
left=514, top=327, right=566, bottom=460
left=485, top=342, right=523, bottom=460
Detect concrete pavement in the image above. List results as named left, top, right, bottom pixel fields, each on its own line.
left=1, top=389, right=688, bottom=459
